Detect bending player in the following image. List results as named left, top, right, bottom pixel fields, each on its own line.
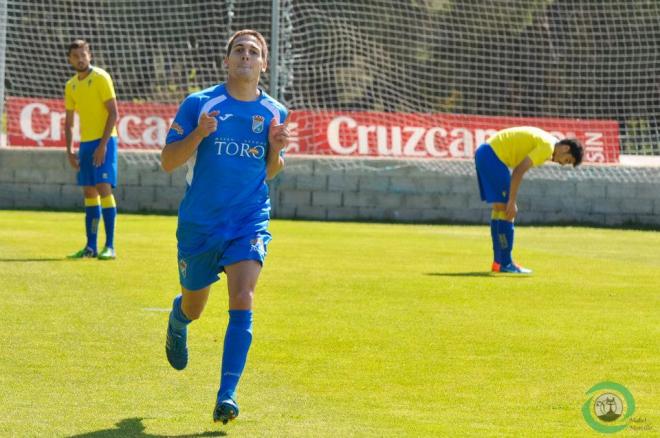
left=474, top=126, right=584, bottom=273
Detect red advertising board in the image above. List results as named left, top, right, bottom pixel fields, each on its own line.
left=287, top=111, right=620, bottom=163
left=7, top=97, right=620, bottom=163
left=6, top=97, right=178, bottom=149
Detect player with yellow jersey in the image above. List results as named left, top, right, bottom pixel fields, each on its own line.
left=64, top=39, right=119, bottom=260
left=475, top=127, right=584, bottom=273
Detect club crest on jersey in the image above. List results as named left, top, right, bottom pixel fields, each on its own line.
left=252, top=115, right=265, bottom=133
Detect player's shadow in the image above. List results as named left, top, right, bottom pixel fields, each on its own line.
left=0, top=257, right=65, bottom=262
left=68, top=417, right=225, bottom=438
left=426, top=271, right=495, bottom=277
left=427, top=272, right=532, bottom=278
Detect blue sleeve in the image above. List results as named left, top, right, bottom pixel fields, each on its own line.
left=279, top=107, right=289, bottom=157
left=166, top=95, right=200, bottom=144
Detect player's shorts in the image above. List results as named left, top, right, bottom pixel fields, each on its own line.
left=475, top=143, right=510, bottom=203
left=177, top=231, right=272, bottom=291
left=77, top=137, right=118, bottom=188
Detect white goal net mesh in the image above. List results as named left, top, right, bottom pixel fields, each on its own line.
left=1, top=0, right=659, bottom=160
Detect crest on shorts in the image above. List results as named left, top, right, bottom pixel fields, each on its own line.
left=178, top=259, right=187, bottom=278
left=252, top=115, right=265, bottom=133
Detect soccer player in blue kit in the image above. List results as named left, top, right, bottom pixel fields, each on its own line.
left=160, top=30, right=289, bottom=425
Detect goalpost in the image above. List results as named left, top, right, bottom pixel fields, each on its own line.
left=1, top=0, right=658, bottom=159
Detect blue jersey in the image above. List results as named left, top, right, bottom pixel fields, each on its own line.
left=166, top=84, right=287, bottom=256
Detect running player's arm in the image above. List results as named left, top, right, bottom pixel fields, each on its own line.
left=506, top=156, right=533, bottom=220
left=266, top=115, right=289, bottom=180
left=161, top=111, right=219, bottom=173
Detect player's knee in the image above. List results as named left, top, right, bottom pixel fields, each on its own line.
left=181, top=304, right=204, bottom=320
left=96, top=184, right=113, bottom=197
left=230, top=289, right=254, bottom=309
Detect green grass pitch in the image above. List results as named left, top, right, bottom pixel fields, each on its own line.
left=0, top=210, right=658, bottom=437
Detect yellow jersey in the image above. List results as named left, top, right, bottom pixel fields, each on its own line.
left=488, top=126, right=557, bottom=168
left=64, top=66, right=118, bottom=142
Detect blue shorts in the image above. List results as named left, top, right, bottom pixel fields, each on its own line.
left=177, top=231, right=272, bottom=291
left=77, top=137, right=118, bottom=188
left=475, top=143, right=510, bottom=203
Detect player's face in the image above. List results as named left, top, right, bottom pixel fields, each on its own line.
left=224, top=36, right=266, bottom=81
left=68, top=47, right=91, bottom=72
left=553, top=145, right=576, bottom=166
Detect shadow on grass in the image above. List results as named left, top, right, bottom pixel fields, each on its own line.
left=426, top=271, right=494, bottom=277
left=0, top=257, right=66, bottom=262
left=426, top=272, right=532, bottom=278
left=68, top=417, right=225, bottom=438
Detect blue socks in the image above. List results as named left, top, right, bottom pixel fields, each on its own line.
left=490, top=220, right=501, bottom=264
left=84, top=197, right=101, bottom=252
left=100, top=195, right=117, bottom=249
left=167, top=301, right=253, bottom=401
left=218, top=310, right=253, bottom=400
left=169, top=294, right=191, bottom=332
left=497, top=220, right=515, bottom=266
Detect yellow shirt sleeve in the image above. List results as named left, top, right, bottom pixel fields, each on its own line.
left=95, top=71, right=116, bottom=103
left=64, top=81, right=75, bottom=110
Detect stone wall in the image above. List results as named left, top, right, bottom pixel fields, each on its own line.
left=1, top=148, right=659, bottom=227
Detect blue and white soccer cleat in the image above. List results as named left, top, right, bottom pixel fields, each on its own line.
left=165, top=323, right=188, bottom=370
left=97, top=246, right=116, bottom=260
left=213, top=393, right=239, bottom=425
left=494, top=262, right=532, bottom=274
left=67, top=246, right=97, bottom=259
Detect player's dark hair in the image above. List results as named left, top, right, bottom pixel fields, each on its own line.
left=558, top=138, right=584, bottom=167
left=225, top=30, right=268, bottom=62
left=67, top=39, right=90, bottom=56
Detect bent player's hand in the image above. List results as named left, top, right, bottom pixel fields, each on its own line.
left=195, top=111, right=219, bottom=138
left=93, top=145, right=107, bottom=167
left=505, top=200, right=518, bottom=221
left=67, top=151, right=80, bottom=171
left=268, top=116, right=290, bottom=154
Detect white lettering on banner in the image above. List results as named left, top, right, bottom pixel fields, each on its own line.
left=143, top=116, right=167, bottom=146
left=118, top=115, right=170, bottom=146
left=20, top=103, right=80, bottom=144
left=475, top=129, right=498, bottom=146
left=327, top=116, right=358, bottom=154
left=327, top=115, right=483, bottom=158
left=50, top=111, right=66, bottom=141
left=20, top=103, right=49, bottom=142
left=448, top=128, right=474, bottom=158
left=424, top=127, right=448, bottom=157
left=404, top=127, right=426, bottom=156
left=585, top=131, right=605, bottom=162
left=118, top=115, right=142, bottom=145
left=287, top=122, right=300, bottom=153
left=377, top=126, right=398, bottom=155
left=323, top=115, right=610, bottom=159
left=357, top=125, right=376, bottom=155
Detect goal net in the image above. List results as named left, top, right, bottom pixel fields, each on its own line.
left=1, top=0, right=658, bottom=161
